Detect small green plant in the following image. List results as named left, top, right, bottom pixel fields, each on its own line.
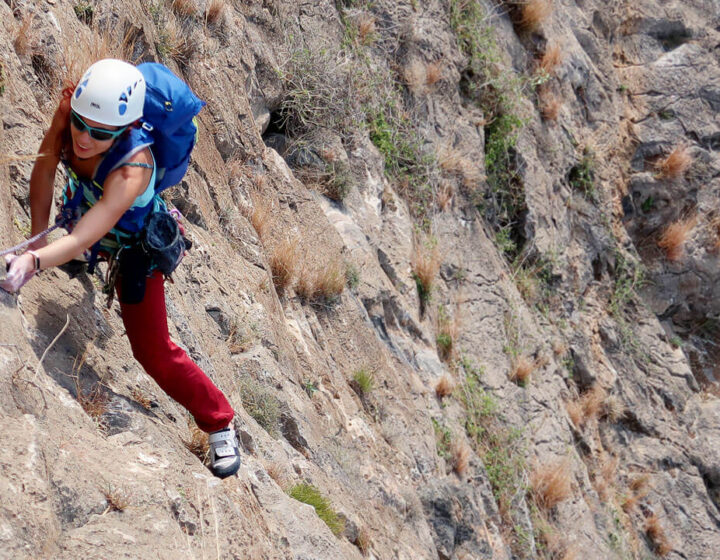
left=669, top=336, right=682, bottom=349
left=641, top=196, right=655, bottom=213
left=288, top=483, right=345, bottom=536
left=239, top=377, right=281, bottom=437
left=0, top=61, right=6, bottom=96
left=431, top=418, right=453, bottom=460
left=568, top=148, right=596, bottom=200
left=345, top=262, right=360, bottom=290
left=436, top=333, right=453, bottom=354
left=352, top=368, right=375, bottom=395
left=303, top=379, right=318, bottom=398
left=495, top=227, right=517, bottom=258
left=74, top=2, right=94, bottom=24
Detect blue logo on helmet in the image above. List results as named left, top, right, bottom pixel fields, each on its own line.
left=75, top=75, right=91, bottom=99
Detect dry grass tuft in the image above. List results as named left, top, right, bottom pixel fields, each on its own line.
left=264, top=462, right=286, bottom=488
left=130, top=387, right=152, bottom=410
left=78, top=385, right=109, bottom=422
left=451, top=442, right=471, bottom=475
left=591, top=454, right=619, bottom=502
left=437, top=143, right=484, bottom=190
left=645, top=513, right=672, bottom=556
left=425, top=61, right=443, bottom=86
left=355, top=526, right=372, bottom=555
left=412, top=241, right=440, bottom=304
left=530, top=457, right=573, bottom=511
left=269, top=237, right=299, bottom=293
left=436, top=181, right=455, bottom=211
left=657, top=145, right=692, bottom=180
left=13, top=12, right=35, bottom=56
left=539, top=42, right=563, bottom=75
left=517, top=0, right=553, bottom=31
left=356, top=12, right=377, bottom=46
left=435, top=374, right=456, bottom=399
left=510, top=354, right=535, bottom=385
left=160, top=17, right=193, bottom=65
left=538, top=86, right=561, bottom=121
left=552, top=338, right=568, bottom=356
left=622, top=473, right=651, bottom=512
left=566, top=384, right=607, bottom=429
left=602, top=394, right=627, bottom=422
left=102, top=485, right=130, bottom=513
left=657, top=216, right=696, bottom=261
left=62, top=27, right=137, bottom=92
left=296, top=259, right=346, bottom=304
left=172, top=0, right=197, bottom=17
left=243, top=196, right=271, bottom=242
left=404, top=59, right=428, bottom=93
left=183, top=424, right=210, bottom=464
left=205, top=0, right=225, bottom=25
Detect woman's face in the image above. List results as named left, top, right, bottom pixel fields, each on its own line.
left=69, top=114, right=119, bottom=159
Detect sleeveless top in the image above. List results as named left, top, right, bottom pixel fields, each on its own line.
left=60, top=147, right=164, bottom=261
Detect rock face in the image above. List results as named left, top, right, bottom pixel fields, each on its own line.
left=1, top=1, right=720, bottom=559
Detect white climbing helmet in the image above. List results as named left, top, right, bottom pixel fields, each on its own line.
left=71, top=59, right=145, bottom=127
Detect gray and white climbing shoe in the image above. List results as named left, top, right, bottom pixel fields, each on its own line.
left=208, top=426, right=241, bottom=479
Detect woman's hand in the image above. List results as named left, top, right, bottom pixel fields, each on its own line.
left=1, top=253, right=36, bottom=293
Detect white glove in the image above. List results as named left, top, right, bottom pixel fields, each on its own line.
left=1, top=253, right=36, bottom=293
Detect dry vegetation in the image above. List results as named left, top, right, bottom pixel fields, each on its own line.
left=622, top=474, right=651, bottom=512
left=538, top=86, right=561, bottom=121
left=437, top=143, right=484, bottom=190
left=130, top=387, right=152, bottom=410
left=451, top=441, right=471, bottom=475
left=171, top=0, right=197, bottom=18
left=183, top=424, right=210, bottom=464
left=102, top=485, right=130, bottom=513
left=425, top=61, right=443, bottom=86
left=243, top=196, right=271, bottom=242
left=13, top=12, right=35, bottom=56
left=436, top=181, right=455, bottom=211
left=591, top=453, right=618, bottom=502
left=264, top=462, right=287, bottom=488
left=435, top=374, right=456, bottom=398
left=566, top=384, right=607, bottom=429
left=269, top=237, right=299, bottom=292
left=515, top=0, right=553, bottom=31
left=355, top=527, right=372, bottom=555
left=657, top=216, right=696, bottom=261
left=644, top=513, right=672, bottom=556
left=538, top=42, right=563, bottom=75
left=205, top=0, right=225, bottom=25
left=510, top=354, right=535, bottom=385
left=296, top=259, right=346, bottom=304
left=355, top=12, right=377, bottom=46
left=412, top=240, right=440, bottom=304
left=657, top=145, right=692, bottom=179
left=530, top=457, right=573, bottom=511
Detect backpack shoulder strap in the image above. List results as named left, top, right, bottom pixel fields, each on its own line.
left=94, top=126, right=154, bottom=187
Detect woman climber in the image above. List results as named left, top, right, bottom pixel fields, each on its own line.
left=1, top=59, right=241, bottom=479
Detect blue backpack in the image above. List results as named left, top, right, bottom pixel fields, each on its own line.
left=95, top=62, right=206, bottom=193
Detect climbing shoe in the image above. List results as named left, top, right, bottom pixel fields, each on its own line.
left=208, top=426, right=242, bottom=479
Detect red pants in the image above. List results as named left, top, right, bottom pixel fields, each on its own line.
left=117, top=272, right=234, bottom=432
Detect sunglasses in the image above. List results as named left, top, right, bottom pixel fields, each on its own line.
left=70, top=111, right=127, bottom=141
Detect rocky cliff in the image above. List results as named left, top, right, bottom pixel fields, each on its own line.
left=1, top=0, right=719, bottom=559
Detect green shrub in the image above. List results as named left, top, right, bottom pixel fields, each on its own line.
left=352, top=369, right=375, bottom=395
left=288, top=483, right=345, bottom=535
